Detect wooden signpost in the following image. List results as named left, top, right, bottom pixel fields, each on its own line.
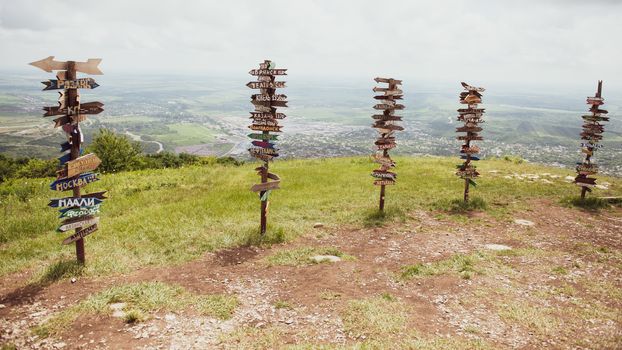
left=30, top=56, right=105, bottom=263
left=455, top=82, right=486, bottom=202
left=371, top=77, right=404, bottom=211
left=574, top=81, right=608, bottom=199
left=247, top=60, right=287, bottom=235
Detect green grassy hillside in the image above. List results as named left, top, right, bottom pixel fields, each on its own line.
left=1, top=156, right=620, bottom=278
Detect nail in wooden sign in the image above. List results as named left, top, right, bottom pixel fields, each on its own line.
left=251, top=181, right=280, bottom=192
left=50, top=172, right=99, bottom=191
left=48, top=191, right=107, bottom=208
left=249, top=69, right=288, bottom=76
left=62, top=224, right=98, bottom=245
left=248, top=133, right=279, bottom=141
left=42, top=78, right=99, bottom=90
left=58, top=216, right=99, bottom=232
left=59, top=204, right=101, bottom=219
left=65, top=153, right=101, bottom=178
left=246, top=81, right=286, bottom=89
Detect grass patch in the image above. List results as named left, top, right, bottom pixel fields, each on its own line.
left=434, top=196, right=487, bottom=213
left=32, top=282, right=238, bottom=337
left=561, top=196, right=611, bottom=210
left=32, top=259, right=84, bottom=285
left=362, top=207, right=406, bottom=227
left=218, top=326, right=283, bottom=350
left=264, top=247, right=355, bottom=266
left=273, top=300, right=293, bottom=310
left=318, top=290, right=342, bottom=300
left=2, top=156, right=620, bottom=277
left=498, top=301, right=559, bottom=335
left=341, top=296, right=408, bottom=338
left=401, top=253, right=482, bottom=280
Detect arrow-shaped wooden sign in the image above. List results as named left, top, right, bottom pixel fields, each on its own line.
left=248, top=133, right=279, bottom=141
left=374, top=179, right=395, bottom=186
left=373, top=123, right=404, bottom=131
left=29, top=56, right=103, bottom=75
left=62, top=224, right=98, bottom=245
left=58, top=216, right=99, bottom=232
left=374, top=103, right=404, bottom=110
left=250, top=112, right=286, bottom=119
left=374, top=95, right=403, bottom=100
left=249, top=147, right=279, bottom=155
left=374, top=77, right=402, bottom=84
left=372, top=86, right=403, bottom=94
left=252, top=94, right=288, bottom=102
left=48, top=191, right=107, bottom=208
left=250, top=181, right=281, bottom=192
left=65, top=153, right=101, bottom=178
left=246, top=81, right=286, bottom=89
left=44, top=101, right=104, bottom=117
left=372, top=115, right=402, bottom=121
left=42, top=78, right=99, bottom=91
left=251, top=140, right=276, bottom=149
left=461, top=82, right=485, bottom=92
left=458, top=108, right=485, bottom=114
left=249, top=124, right=282, bottom=132
left=252, top=100, right=288, bottom=108
left=59, top=204, right=101, bottom=219
left=50, top=172, right=99, bottom=191
left=249, top=69, right=288, bottom=76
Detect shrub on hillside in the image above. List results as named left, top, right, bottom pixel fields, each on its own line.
left=87, top=129, right=143, bottom=172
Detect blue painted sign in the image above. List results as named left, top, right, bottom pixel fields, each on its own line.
left=48, top=191, right=107, bottom=208
left=50, top=172, right=99, bottom=191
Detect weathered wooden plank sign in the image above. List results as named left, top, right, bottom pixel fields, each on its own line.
left=65, top=153, right=102, bottom=178
left=370, top=77, right=404, bottom=211
left=247, top=60, right=287, bottom=235
left=58, top=216, right=99, bottom=232
left=31, top=56, right=106, bottom=264
left=50, top=172, right=99, bottom=191
left=575, top=82, right=608, bottom=199
left=62, top=224, right=98, bottom=245
left=42, top=78, right=99, bottom=90
left=455, top=82, right=486, bottom=202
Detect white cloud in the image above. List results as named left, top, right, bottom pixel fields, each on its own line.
left=1, top=0, right=620, bottom=90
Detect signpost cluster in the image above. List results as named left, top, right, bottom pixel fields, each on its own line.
left=574, top=81, right=608, bottom=199
left=455, top=82, right=486, bottom=202
left=246, top=60, right=287, bottom=235
left=370, top=77, right=404, bottom=211
left=30, top=56, right=106, bottom=264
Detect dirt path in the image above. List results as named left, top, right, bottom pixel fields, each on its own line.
left=1, top=200, right=621, bottom=349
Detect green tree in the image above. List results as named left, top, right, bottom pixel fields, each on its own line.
left=87, top=129, right=143, bottom=173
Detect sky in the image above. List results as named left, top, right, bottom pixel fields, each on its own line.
left=1, top=0, right=621, bottom=92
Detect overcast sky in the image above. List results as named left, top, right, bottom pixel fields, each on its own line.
left=1, top=0, right=621, bottom=91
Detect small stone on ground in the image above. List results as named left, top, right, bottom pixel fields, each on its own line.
left=310, top=255, right=341, bottom=263
left=313, top=223, right=324, bottom=228
left=484, top=244, right=512, bottom=251
left=514, top=219, right=534, bottom=226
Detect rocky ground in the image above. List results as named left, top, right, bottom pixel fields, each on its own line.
left=1, top=200, right=621, bottom=349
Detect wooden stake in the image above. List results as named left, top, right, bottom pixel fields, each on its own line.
left=66, top=61, right=85, bottom=264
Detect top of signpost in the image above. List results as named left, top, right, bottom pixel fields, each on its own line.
left=29, top=56, right=104, bottom=75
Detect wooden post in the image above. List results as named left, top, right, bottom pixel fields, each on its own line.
left=379, top=148, right=387, bottom=212
left=260, top=131, right=268, bottom=235
left=66, top=61, right=85, bottom=264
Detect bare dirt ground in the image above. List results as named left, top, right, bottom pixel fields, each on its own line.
left=1, top=199, right=621, bottom=349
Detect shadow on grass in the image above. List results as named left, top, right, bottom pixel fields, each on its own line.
left=434, top=197, right=487, bottom=215
left=241, top=227, right=287, bottom=247
left=561, top=196, right=614, bottom=212
left=362, top=207, right=406, bottom=227
left=0, top=258, right=84, bottom=308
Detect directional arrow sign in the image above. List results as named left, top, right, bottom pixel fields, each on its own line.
left=461, top=82, right=485, bottom=92
left=246, top=81, right=286, bottom=89
left=372, top=115, right=402, bottom=121
left=42, top=78, right=99, bottom=90
left=58, top=216, right=99, bottom=232
left=59, top=204, right=101, bottom=219
left=374, top=179, right=396, bottom=186
left=30, top=56, right=103, bottom=75
left=374, top=103, right=404, bottom=110
left=249, top=69, right=288, bottom=76
left=250, top=112, right=286, bottom=119
left=60, top=141, right=72, bottom=152
left=252, top=94, right=287, bottom=102
left=44, top=101, right=104, bottom=117
left=62, top=224, right=98, bottom=245
left=248, top=147, right=279, bottom=155
left=66, top=153, right=101, bottom=178
left=48, top=191, right=107, bottom=208
left=50, top=173, right=99, bottom=191
left=374, top=77, right=402, bottom=84
left=248, top=133, right=279, bottom=141
left=461, top=155, right=480, bottom=161
left=251, top=140, right=276, bottom=149
left=249, top=124, right=282, bottom=132
left=250, top=181, right=281, bottom=192
left=252, top=99, right=288, bottom=108
left=374, top=95, right=403, bottom=100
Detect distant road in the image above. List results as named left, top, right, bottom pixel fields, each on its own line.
left=125, top=131, right=164, bottom=153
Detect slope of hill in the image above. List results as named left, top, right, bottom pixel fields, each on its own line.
left=0, top=156, right=621, bottom=349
